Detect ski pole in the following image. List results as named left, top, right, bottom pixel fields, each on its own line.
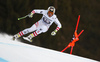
left=18, top=14, right=29, bottom=20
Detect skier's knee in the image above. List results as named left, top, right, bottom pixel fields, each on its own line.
left=42, top=30, right=47, bottom=33
left=42, top=26, right=48, bottom=33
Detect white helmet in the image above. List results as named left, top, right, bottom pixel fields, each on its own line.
left=48, top=6, right=55, bottom=14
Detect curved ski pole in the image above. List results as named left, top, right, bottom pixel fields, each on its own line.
left=18, top=14, right=29, bottom=20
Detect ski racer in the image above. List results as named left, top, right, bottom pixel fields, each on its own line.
left=13, top=6, right=62, bottom=42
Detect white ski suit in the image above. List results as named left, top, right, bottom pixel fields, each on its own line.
left=19, top=9, right=62, bottom=37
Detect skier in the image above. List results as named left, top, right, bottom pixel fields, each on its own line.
left=13, top=6, right=62, bottom=42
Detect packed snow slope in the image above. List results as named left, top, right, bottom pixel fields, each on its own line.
left=0, top=33, right=98, bottom=62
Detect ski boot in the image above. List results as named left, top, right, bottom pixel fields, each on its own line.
left=23, top=33, right=34, bottom=42
left=13, top=33, right=21, bottom=40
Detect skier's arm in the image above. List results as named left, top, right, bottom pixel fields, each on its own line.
left=33, top=9, right=45, bottom=14
left=51, top=16, right=62, bottom=36
left=29, top=9, right=44, bottom=18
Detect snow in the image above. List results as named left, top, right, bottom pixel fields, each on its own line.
left=0, top=33, right=98, bottom=62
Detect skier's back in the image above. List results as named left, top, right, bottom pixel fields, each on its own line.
left=13, top=6, right=62, bottom=42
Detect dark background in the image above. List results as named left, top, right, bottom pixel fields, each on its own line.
left=0, top=0, right=100, bottom=61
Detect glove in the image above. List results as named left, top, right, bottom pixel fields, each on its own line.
left=51, top=30, right=57, bottom=36
left=28, top=13, right=34, bottom=18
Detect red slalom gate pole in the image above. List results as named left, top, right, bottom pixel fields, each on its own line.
left=75, top=15, right=80, bottom=31
left=61, top=15, right=84, bottom=54
left=61, top=30, right=84, bottom=53
left=61, top=46, right=69, bottom=52
left=70, top=46, right=74, bottom=54
left=78, top=30, right=84, bottom=37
